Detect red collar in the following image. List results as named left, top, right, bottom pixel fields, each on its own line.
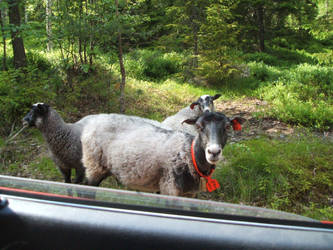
left=191, top=140, right=220, bottom=192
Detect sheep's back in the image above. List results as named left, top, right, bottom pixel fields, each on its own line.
left=81, top=115, right=194, bottom=191
left=107, top=127, right=192, bottom=189
left=162, top=106, right=200, bottom=135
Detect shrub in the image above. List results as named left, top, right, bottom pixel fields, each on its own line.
left=287, top=64, right=333, bottom=97
left=258, top=80, right=333, bottom=130
left=123, top=49, right=183, bottom=81
left=247, top=61, right=281, bottom=82
left=0, top=66, right=55, bottom=135
left=195, top=58, right=242, bottom=85
left=254, top=63, right=333, bottom=130
left=244, top=52, right=279, bottom=66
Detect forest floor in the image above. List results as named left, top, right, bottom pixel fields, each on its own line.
left=216, top=97, right=332, bottom=142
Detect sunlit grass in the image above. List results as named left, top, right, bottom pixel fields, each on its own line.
left=209, top=134, right=333, bottom=221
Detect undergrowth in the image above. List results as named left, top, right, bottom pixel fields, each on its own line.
left=249, top=62, right=333, bottom=131
left=212, top=135, right=333, bottom=221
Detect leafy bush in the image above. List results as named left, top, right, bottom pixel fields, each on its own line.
left=123, top=49, right=183, bottom=81
left=254, top=63, right=333, bottom=130
left=244, top=52, right=279, bottom=66
left=0, top=66, right=55, bottom=135
left=258, top=81, right=332, bottom=130
left=195, top=58, right=242, bottom=85
left=313, top=51, right=333, bottom=66
left=287, top=63, right=333, bottom=97
left=247, top=61, right=281, bottom=82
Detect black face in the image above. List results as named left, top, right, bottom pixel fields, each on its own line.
left=23, top=103, right=49, bottom=127
left=183, top=112, right=229, bottom=165
left=195, top=112, right=229, bottom=147
left=190, top=94, right=221, bottom=112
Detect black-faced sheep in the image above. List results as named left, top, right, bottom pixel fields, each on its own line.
left=22, top=103, right=98, bottom=184
left=161, top=94, right=221, bottom=135
left=81, top=111, right=243, bottom=196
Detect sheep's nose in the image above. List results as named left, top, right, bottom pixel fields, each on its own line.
left=22, top=117, right=29, bottom=126
left=208, top=148, right=221, bottom=157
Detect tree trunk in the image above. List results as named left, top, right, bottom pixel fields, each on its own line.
left=8, top=0, right=27, bottom=69
left=256, top=5, right=265, bottom=52
left=24, top=4, right=27, bottom=23
left=78, top=0, right=83, bottom=65
left=83, top=0, right=88, bottom=64
left=116, top=0, right=126, bottom=114
left=46, top=0, right=53, bottom=51
left=193, top=30, right=198, bottom=69
left=0, top=3, right=7, bottom=70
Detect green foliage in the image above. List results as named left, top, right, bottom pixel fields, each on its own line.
left=215, top=139, right=289, bottom=206
left=254, top=63, right=333, bottom=130
left=196, top=56, right=242, bottom=85
left=247, top=61, right=282, bottom=81
left=214, top=135, right=333, bottom=220
left=121, top=49, right=183, bottom=81
left=244, top=52, right=280, bottom=66
left=0, top=64, right=56, bottom=135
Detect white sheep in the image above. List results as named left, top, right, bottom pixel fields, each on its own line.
left=161, top=94, right=221, bottom=135
left=81, top=111, right=243, bottom=196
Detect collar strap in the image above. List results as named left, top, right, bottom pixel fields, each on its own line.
left=191, top=140, right=220, bottom=192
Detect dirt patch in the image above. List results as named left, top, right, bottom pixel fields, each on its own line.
left=215, top=97, right=333, bottom=142
left=216, top=98, right=293, bottom=141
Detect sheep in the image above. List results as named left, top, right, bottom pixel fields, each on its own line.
left=161, top=94, right=221, bottom=135
left=22, top=103, right=170, bottom=185
left=22, top=103, right=100, bottom=184
left=81, top=111, right=243, bottom=196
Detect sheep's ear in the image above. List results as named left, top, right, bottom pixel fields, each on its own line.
left=212, top=94, right=221, bottom=100
left=182, top=118, right=198, bottom=125
left=37, top=103, right=49, bottom=114
left=190, top=102, right=199, bottom=110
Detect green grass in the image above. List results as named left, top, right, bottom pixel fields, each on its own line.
left=248, top=60, right=333, bottom=131
left=208, top=135, right=333, bottom=221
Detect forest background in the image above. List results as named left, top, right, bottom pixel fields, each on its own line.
left=0, top=0, right=332, bottom=220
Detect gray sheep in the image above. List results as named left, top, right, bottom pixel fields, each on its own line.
left=22, top=103, right=98, bottom=184
left=161, top=94, right=221, bottom=135
left=22, top=103, right=170, bottom=184
left=81, top=111, right=243, bottom=196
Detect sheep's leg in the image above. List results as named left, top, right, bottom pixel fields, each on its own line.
left=74, top=167, right=85, bottom=184
left=81, top=173, right=109, bottom=199
left=57, top=167, right=74, bottom=196
left=85, top=173, right=107, bottom=186
left=159, top=171, right=181, bottom=196
left=59, top=167, right=72, bottom=183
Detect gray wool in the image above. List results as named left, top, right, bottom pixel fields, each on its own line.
left=37, top=108, right=100, bottom=183
left=162, top=105, right=202, bottom=136
left=81, top=113, right=202, bottom=196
